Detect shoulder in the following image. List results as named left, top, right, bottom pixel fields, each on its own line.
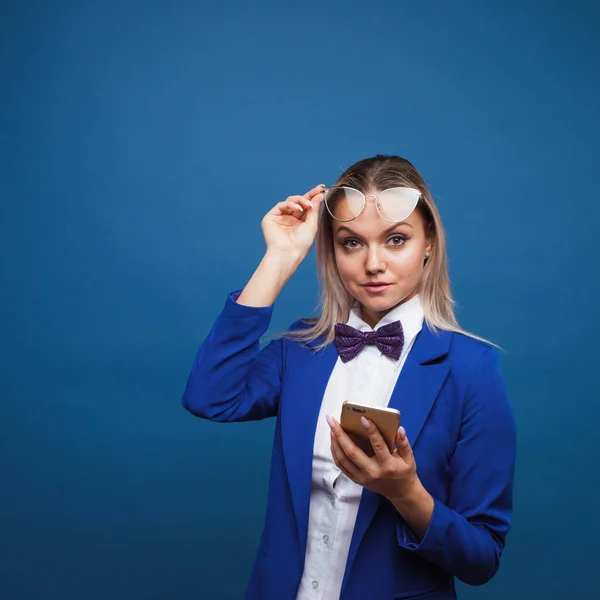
left=447, top=333, right=512, bottom=418
left=270, top=317, right=321, bottom=347
left=286, top=317, right=318, bottom=333
left=277, top=317, right=331, bottom=352
left=445, top=330, right=502, bottom=386
left=448, top=331, right=497, bottom=362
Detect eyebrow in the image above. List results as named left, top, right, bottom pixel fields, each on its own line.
left=335, top=222, right=413, bottom=237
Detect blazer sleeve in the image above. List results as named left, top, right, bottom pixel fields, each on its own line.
left=181, top=290, right=284, bottom=422
left=396, top=346, right=517, bottom=586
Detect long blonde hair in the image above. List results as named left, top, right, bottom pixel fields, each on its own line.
left=281, top=155, right=496, bottom=351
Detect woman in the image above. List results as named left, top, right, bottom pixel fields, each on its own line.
left=182, top=155, right=516, bottom=600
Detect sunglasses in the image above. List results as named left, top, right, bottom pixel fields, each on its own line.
left=322, top=186, right=421, bottom=223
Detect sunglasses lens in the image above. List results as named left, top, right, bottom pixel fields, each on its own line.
left=377, top=188, right=421, bottom=222
left=324, top=187, right=364, bottom=221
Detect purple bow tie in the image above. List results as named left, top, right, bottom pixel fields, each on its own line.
left=334, top=321, right=405, bottom=363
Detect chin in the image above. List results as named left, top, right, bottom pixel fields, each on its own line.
left=358, top=296, right=401, bottom=313
left=355, top=290, right=413, bottom=313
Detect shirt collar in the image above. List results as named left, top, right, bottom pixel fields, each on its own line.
left=345, top=294, right=425, bottom=369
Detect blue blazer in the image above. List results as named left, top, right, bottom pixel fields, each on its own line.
left=182, top=291, right=516, bottom=600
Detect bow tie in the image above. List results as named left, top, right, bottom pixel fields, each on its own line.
left=334, top=321, right=405, bottom=363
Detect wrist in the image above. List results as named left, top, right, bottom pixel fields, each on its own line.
left=389, top=477, right=428, bottom=510
left=390, top=478, right=435, bottom=542
left=264, top=248, right=305, bottom=270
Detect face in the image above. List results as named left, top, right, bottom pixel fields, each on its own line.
left=332, top=190, right=433, bottom=328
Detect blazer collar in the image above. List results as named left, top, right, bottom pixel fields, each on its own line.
left=410, top=321, right=453, bottom=365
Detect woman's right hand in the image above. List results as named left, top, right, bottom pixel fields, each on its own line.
left=261, top=184, right=326, bottom=261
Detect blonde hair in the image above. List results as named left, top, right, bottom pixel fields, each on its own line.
left=280, top=155, right=497, bottom=351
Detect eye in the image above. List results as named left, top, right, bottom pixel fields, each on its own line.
left=340, top=238, right=361, bottom=249
left=388, top=234, right=407, bottom=246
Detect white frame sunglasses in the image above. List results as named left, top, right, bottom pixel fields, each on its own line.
left=322, top=185, right=422, bottom=223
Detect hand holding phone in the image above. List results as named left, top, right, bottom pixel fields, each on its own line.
left=339, top=401, right=401, bottom=457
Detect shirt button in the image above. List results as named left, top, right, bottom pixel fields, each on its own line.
left=322, top=534, right=329, bottom=544
left=311, top=580, right=319, bottom=590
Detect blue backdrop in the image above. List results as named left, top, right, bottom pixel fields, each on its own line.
left=2, top=1, right=599, bottom=598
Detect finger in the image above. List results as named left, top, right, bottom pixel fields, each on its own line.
left=394, top=426, right=413, bottom=462
left=315, top=190, right=326, bottom=204
left=279, top=195, right=317, bottom=216
left=271, top=199, right=305, bottom=216
left=303, top=183, right=326, bottom=200
left=304, top=191, right=325, bottom=228
left=360, top=417, right=393, bottom=462
left=334, top=457, right=356, bottom=482
left=294, top=195, right=317, bottom=212
left=330, top=433, right=361, bottom=481
left=290, top=195, right=323, bottom=228
left=326, top=414, right=371, bottom=471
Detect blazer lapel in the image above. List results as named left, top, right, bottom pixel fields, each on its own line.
left=341, top=324, right=452, bottom=593
left=280, top=338, right=338, bottom=554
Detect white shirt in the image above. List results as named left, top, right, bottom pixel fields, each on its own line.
left=295, top=294, right=424, bottom=600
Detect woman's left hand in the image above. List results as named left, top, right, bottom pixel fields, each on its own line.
left=327, top=414, right=418, bottom=503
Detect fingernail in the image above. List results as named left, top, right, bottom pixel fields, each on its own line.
left=326, top=415, right=335, bottom=428
left=361, top=416, right=370, bottom=429
left=319, top=183, right=326, bottom=188
left=398, top=426, right=406, bottom=437
left=308, top=201, right=314, bottom=208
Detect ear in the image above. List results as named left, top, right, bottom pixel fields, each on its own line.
left=424, top=225, right=435, bottom=255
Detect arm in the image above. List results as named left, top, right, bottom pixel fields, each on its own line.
left=396, top=347, right=517, bottom=586
left=181, top=252, right=301, bottom=422
left=181, top=184, right=326, bottom=422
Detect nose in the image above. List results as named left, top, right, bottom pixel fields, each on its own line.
left=365, top=244, right=385, bottom=274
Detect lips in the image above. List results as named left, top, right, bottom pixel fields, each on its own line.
left=362, top=282, right=391, bottom=292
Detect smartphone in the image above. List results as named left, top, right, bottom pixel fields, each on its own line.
left=339, top=401, right=401, bottom=457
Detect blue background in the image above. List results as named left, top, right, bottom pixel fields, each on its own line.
left=1, top=0, right=599, bottom=598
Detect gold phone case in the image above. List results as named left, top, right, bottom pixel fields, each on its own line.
left=339, top=402, right=401, bottom=457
